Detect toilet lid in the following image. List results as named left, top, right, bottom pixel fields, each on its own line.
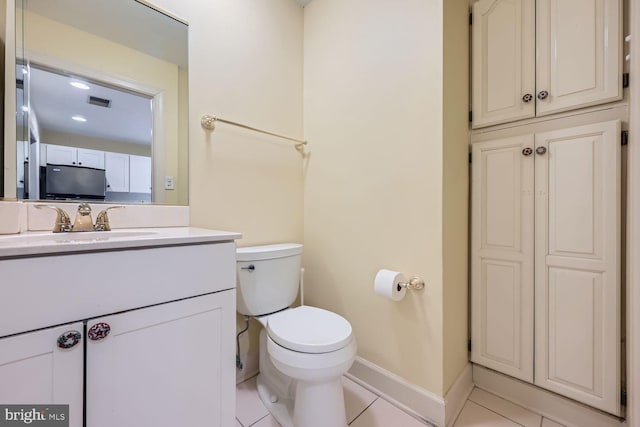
left=267, top=306, right=353, bottom=354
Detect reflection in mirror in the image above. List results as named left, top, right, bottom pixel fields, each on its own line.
left=10, top=0, right=188, bottom=205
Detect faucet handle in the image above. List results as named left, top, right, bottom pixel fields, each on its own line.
left=94, top=206, right=125, bottom=231
left=35, top=205, right=72, bottom=233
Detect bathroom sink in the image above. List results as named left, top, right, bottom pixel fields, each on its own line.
left=0, top=230, right=157, bottom=245
left=0, top=227, right=242, bottom=258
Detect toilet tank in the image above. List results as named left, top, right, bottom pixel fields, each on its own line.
left=236, top=243, right=302, bottom=316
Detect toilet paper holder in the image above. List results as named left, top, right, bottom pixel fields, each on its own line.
left=398, top=277, right=425, bottom=291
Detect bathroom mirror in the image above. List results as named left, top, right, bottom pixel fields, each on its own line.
left=9, top=0, right=188, bottom=204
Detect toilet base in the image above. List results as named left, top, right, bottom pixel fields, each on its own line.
left=256, top=374, right=348, bottom=427
left=293, top=377, right=348, bottom=427
left=256, top=374, right=295, bottom=427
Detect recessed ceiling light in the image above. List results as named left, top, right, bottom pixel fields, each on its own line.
left=72, top=115, right=87, bottom=122
left=70, top=81, right=90, bottom=90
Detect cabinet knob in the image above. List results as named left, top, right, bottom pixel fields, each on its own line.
left=78, top=162, right=82, bottom=165
left=537, top=91, right=549, bottom=100
left=522, top=94, right=533, bottom=103
left=57, top=330, right=82, bottom=349
left=522, top=147, right=533, bottom=156
left=536, top=146, right=547, bottom=155
left=72, top=161, right=76, bottom=165
left=88, top=322, right=111, bottom=342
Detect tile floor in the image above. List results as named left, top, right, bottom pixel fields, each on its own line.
left=236, top=375, right=567, bottom=427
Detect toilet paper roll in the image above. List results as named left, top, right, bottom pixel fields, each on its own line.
left=374, top=269, right=407, bottom=301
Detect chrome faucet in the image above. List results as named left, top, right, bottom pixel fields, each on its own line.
left=36, top=204, right=125, bottom=233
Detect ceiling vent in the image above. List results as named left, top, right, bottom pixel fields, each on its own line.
left=88, top=95, right=111, bottom=108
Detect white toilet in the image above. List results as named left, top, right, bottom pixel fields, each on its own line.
left=236, top=243, right=356, bottom=427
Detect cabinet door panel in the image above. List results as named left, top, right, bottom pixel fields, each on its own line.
left=534, top=120, right=620, bottom=415
left=46, top=144, right=77, bottom=166
left=129, top=155, right=152, bottom=194
left=86, top=291, right=236, bottom=427
left=105, top=152, right=130, bottom=192
left=0, top=323, right=84, bottom=427
left=471, top=135, right=534, bottom=381
left=472, top=0, right=535, bottom=128
left=536, top=0, right=621, bottom=116
left=77, top=148, right=105, bottom=169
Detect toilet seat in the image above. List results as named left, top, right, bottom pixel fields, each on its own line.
left=267, top=306, right=353, bottom=354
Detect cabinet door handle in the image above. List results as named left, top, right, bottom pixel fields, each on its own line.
left=522, top=147, right=533, bottom=156
left=536, top=146, right=547, bottom=155
left=57, top=330, right=82, bottom=349
left=88, top=322, right=111, bottom=341
left=240, top=264, right=255, bottom=271
left=522, top=94, right=533, bottom=103
left=537, top=90, right=549, bottom=100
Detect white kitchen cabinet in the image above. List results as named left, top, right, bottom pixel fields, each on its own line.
left=471, top=120, right=621, bottom=414
left=45, top=144, right=105, bottom=169
left=0, top=322, right=84, bottom=427
left=472, top=0, right=621, bottom=128
left=129, top=155, right=152, bottom=194
left=16, top=140, right=28, bottom=189
left=87, top=291, right=235, bottom=427
left=77, top=148, right=105, bottom=169
left=105, top=152, right=130, bottom=192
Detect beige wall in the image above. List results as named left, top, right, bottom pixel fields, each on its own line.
left=16, top=9, right=183, bottom=204
left=304, top=0, right=453, bottom=394
left=147, top=0, right=304, bottom=246
left=146, top=0, right=304, bottom=375
left=442, top=0, right=470, bottom=393
left=146, top=0, right=468, bottom=399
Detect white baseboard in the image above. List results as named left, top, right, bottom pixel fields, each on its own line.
left=346, top=357, right=473, bottom=427
left=472, top=365, right=626, bottom=427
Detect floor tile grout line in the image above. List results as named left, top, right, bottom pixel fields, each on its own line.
left=465, top=400, right=529, bottom=427
left=348, top=396, right=379, bottom=426
left=248, top=413, right=271, bottom=427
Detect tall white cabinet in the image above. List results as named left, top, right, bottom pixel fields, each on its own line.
left=472, top=0, right=622, bottom=128
left=471, top=120, right=621, bottom=415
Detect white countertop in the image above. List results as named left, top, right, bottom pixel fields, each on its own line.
left=0, top=227, right=242, bottom=259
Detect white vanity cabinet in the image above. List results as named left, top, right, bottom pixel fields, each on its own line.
left=0, top=231, right=239, bottom=427
left=471, top=0, right=622, bottom=128
left=87, top=292, right=233, bottom=427
left=471, top=120, right=621, bottom=414
left=0, top=323, right=84, bottom=427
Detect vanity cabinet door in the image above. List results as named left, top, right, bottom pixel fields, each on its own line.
left=105, top=152, right=130, bottom=192
left=0, top=322, right=84, bottom=427
left=86, top=291, right=236, bottom=427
